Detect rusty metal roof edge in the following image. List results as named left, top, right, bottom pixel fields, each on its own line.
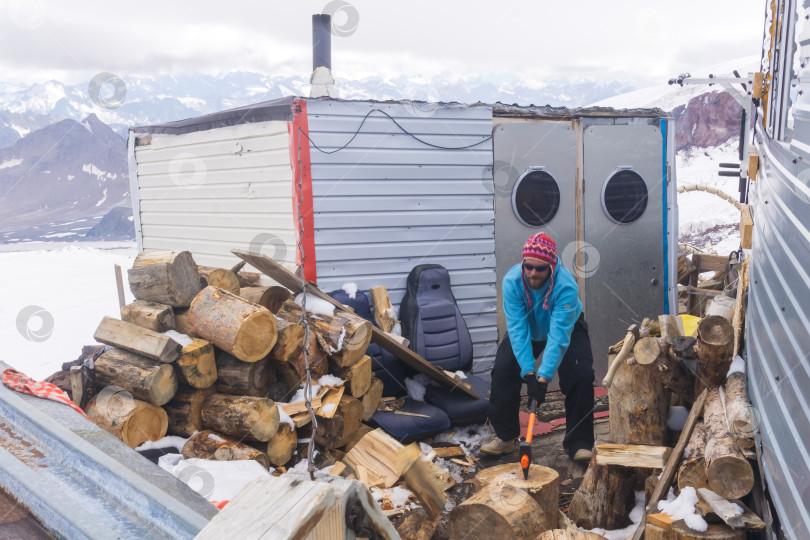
left=0, top=375, right=211, bottom=539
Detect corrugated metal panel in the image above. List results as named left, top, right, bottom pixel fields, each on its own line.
left=749, top=131, right=810, bottom=539
left=305, top=100, right=496, bottom=374
left=133, top=121, right=297, bottom=272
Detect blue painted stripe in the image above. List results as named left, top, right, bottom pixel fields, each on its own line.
left=661, top=119, right=669, bottom=314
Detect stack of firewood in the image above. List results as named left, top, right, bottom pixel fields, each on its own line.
left=72, top=250, right=397, bottom=473
left=567, top=301, right=764, bottom=538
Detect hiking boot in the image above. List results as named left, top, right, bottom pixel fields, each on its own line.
left=480, top=436, right=517, bottom=456
left=572, top=448, right=593, bottom=461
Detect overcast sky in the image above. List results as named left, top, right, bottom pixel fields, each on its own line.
left=1, top=0, right=766, bottom=88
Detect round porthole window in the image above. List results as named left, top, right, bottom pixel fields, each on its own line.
left=601, top=169, right=648, bottom=224
left=511, top=169, right=561, bottom=227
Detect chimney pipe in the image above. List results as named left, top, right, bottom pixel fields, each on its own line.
left=312, top=14, right=331, bottom=71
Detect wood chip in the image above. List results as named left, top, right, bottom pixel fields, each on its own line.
left=393, top=410, right=429, bottom=418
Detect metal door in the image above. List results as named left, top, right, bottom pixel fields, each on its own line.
left=493, top=122, right=577, bottom=341
left=583, top=123, right=665, bottom=381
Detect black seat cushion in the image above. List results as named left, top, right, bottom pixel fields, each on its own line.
left=370, top=398, right=451, bottom=443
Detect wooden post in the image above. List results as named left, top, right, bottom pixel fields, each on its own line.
left=114, top=264, right=126, bottom=309
left=695, top=315, right=734, bottom=393
left=69, top=366, right=85, bottom=408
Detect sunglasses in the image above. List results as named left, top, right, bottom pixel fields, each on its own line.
left=523, top=261, right=550, bottom=273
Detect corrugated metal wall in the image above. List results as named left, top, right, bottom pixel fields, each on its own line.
left=304, top=100, right=497, bottom=374
left=131, top=121, right=298, bottom=271
left=750, top=138, right=810, bottom=538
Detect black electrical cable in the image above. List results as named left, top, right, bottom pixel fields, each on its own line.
left=301, top=108, right=492, bottom=154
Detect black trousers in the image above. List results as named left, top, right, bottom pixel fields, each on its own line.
left=488, top=313, right=595, bottom=457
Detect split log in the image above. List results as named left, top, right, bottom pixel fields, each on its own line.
left=85, top=389, right=168, bottom=448
left=182, top=430, right=270, bottom=469
left=289, top=331, right=329, bottom=379
left=397, top=443, right=445, bottom=518
left=264, top=423, right=297, bottom=466
left=164, top=386, right=216, bottom=437
left=724, top=372, right=755, bottom=440
left=202, top=268, right=240, bottom=295
left=697, top=487, right=744, bottom=528
left=201, top=394, right=280, bottom=442
left=696, top=316, right=734, bottom=392
left=314, top=394, right=363, bottom=448
left=595, top=442, right=672, bottom=468
left=334, top=354, right=371, bottom=397
left=343, top=428, right=403, bottom=488
left=93, top=316, right=181, bottom=364
left=276, top=300, right=372, bottom=368
left=128, top=250, right=201, bottom=307
left=92, top=348, right=178, bottom=406
left=704, top=388, right=754, bottom=499
left=361, top=376, right=384, bottom=421
left=609, top=357, right=668, bottom=445
left=451, top=463, right=558, bottom=538
left=659, top=314, right=684, bottom=338
left=564, top=452, right=635, bottom=530
left=215, top=351, right=274, bottom=397
left=677, top=421, right=709, bottom=491
left=120, top=300, right=175, bottom=332
left=187, top=286, right=278, bottom=362
left=240, top=285, right=291, bottom=313
left=636, top=337, right=695, bottom=399
left=267, top=318, right=304, bottom=363
left=341, top=423, right=374, bottom=453
left=369, top=286, right=396, bottom=333
left=316, top=386, right=345, bottom=419
left=175, top=338, right=217, bottom=389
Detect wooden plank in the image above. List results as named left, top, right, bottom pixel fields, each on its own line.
left=231, top=249, right=479, bottom=399
left=632, top=388, right=708, bottom=540
left=114, top=264, right=126, bottom=309
left=343, top=428, right=403, bottom=489
left=646, top=512, right=675, bottom=530
left=69, top=366, right=84, bottom=408
left=740, top=204, right=753, bottom=249
left=595, top=443, right=673, bottom=469
left=698, top=488, right=744, bottom=528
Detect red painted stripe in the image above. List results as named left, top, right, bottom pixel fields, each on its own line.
left=289, top=98, right=317, bottom=283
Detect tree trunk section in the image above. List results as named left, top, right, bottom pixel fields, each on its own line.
left=267, top=318, right=305, bottom=363
left=314, top=394, right=363, bottom=448
left=704, top=388, right=754, bottom=499
left=120, top=300, right=175, bottom=332
left=240, top=285, right=291, bottom=313
left=725, top=372, right=754, bottom=440
left=201, top=394, right=280, bottom=442
left=276, top=300, right=371, bottom=368
left=175, top=338, right=217, bottom=389
left=609, top=359, right=668, bottom=445
left=128, top=250, right=201, bottom=307
left=361, top=376, right=384, bottom=421
left=334, top=355, right=372, bottom=397
left=93, top=316, right=181, bottom=364
left=696, top=316, right=734, bottom=393
left=264, top=424, right=297, bottom=467
left=187, top=286, right=278, bottom=362
left=451, top=463, right=558, bottom=539
left=678, top=421, right=709, bottom=491
left=181, top=429, right=269, bottom=469
left=164, top=386, right=216, bottom=437
left=565, top=452, right=635, bottom=530
left=92, top=348, right=178, bottom=406
left=86, top=390, right=168, bottom=448
left=214, top=351, right=274, bottom=396
left=202, top=268, right=240, bottom=295
left=637, top=338, right=695, bottom=400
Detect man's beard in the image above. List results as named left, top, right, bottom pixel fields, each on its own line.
left=525, top=272, right=549, bottom=290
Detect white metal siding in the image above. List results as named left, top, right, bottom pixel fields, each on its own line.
left=305, top=100, right=497, bottom=374
left=132, top=121, right=297, bottom=273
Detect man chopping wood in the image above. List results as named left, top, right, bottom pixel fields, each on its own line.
left=481, top=232, right=595, bottom=460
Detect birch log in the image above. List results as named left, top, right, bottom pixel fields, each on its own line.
left=677, top=421, right=709, bottom=491
left=704, top=388, right=754, bottom=499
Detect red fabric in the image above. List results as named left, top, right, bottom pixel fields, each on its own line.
left=2, top=368, right=90, bottom=421
left=211, top=500, right=229, bottom=509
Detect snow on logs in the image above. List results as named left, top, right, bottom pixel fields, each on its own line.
left=188, top=286, right=278, bottom=363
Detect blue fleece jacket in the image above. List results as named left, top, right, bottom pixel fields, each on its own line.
left=503, top=261, right=583, bottom=380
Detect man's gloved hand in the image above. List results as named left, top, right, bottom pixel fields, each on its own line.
left=524, top=374, right=548, bottom=405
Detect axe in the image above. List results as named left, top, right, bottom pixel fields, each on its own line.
left=519, top=399, right=538, bottom=480
left=602, top=323, right=640, bottom=388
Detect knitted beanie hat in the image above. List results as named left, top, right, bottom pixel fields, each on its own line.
left=521, top=232, right=558, bottom=310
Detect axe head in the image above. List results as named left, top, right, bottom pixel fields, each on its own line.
left=519, top=441, right=532, bottom=480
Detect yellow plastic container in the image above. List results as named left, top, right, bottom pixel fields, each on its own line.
left=679, top=314, right=700, bottom=337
